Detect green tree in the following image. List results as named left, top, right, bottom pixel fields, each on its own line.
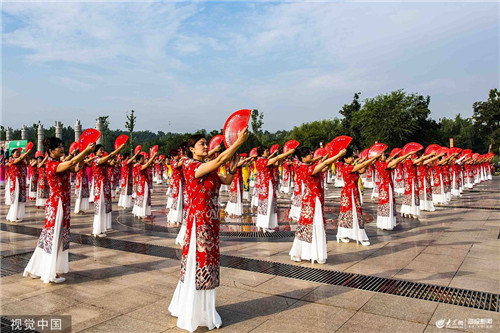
left=472, top=88, right=500, bottom=153
left=125, top=110, right=137, bottom=154
left=251, top=109, right=264, bottom=144
left=287, top=119, right=342, bottom=148
left=339, top=93, right=362, bottom=150
left=352, top=90, right=432, bottom=149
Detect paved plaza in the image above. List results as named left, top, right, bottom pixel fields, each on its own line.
left=1, top=177, right=499, bottom=333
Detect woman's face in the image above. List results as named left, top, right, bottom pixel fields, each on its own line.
left=345, top=156, right=354, bottom=164
left=50, top=143, right=64, bottom=159
left=380, top=153, right=386, bottom=162
left=262, top=149, right=270, bottom=158
left=302, top=152, right=313, bottom=163
left=96, top=147, right=105, bottom=157
left=191, top=138, right=208, bottom=158
left=12, top=150, right=20, bottom=158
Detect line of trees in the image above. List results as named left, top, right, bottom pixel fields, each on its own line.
left=2, top=88, right=498, bottom=160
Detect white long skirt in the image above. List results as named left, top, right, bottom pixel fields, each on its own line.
left=371, top=183, right=379, bottom=200
left=168, top=222, right=221, bottom=332
left=132, top=184, right=151, bottom=218
left=243, top=190, right=249, bottom=201
left=289, top=197, right=327, bottom=263
left=334, top=178, right=344, bottom=188
left=432, top=176, right=448, bottom=205
left=336, top=193, right=369, bottom=242
left=225, top=183, right=243, bottom=216
left=6, top=178, right=25, bottom=222
left=175, top=224, right=187, bottom=246
left=376, top=185, right=397, bottom=230
left=220, top=184, right=229, bottom=192
left=256, top=181, right=278, bottom=232
left=74, top=186, right=89, bottom=213
left=168, top=185, right=183, bottom=224
left=24, top=199, right=69, bottom=283
left=451, top=174, right=461, bottom=197
left=35, top=186, right=48, bottom=207
left=288, top=203, right=301, bottom=221
left=401, top=181, right=420, bottom=216
left=28, top=182, right=37, bottom=199
left=4, top=177, right=11, bottom=205
left=89, top=180, right=95, bottom=203
left=251, top=187, right=259, bottom=208
left=118, top=183, right=133, bottom=209
left=419, top=180, right=435, bottom=212
left=93, top=188, right=112, bottom=235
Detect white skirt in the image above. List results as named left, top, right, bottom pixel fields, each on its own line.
left=175, top=223, right=187, bottom=246
left=132, top=183, right=151, bottom=218
left=220, top=184, right=229, bottom=192
left=377, top=185, right=397, bottom=230
left=4, top=177, right=11, bottom=205
left=89, top=180, right=95, bottom=203
left=251, top=187, right=259, bottom=208
left=74, top=186, right=89, bottom=213
left=93, top=188, right=112, bottom=235
left=371, top=184, right=379, bottom=200
left=225, top=183, right=243, bottom=216
left=419, top=180, right=435, bottom=212
left=243, top=190, right=249, bottom=201
left=118, top=183, right=133, bottom=209
left=288, top=203, right=301, bottom=221
left=432, top=175, right=448, bottom=204
left=28, top=182, right=37, bottom=199
left=256, top=181, right=278, bottom=231
left=401, top=181, right=420, bottom=216
left=289, top=197, right=327, bottom=263
left=334, top=178, right=344, bottom=187
left=337, top=193, right=369, bottom=242
left=451, top=174, right=461, bottom=197
left=6, top=178, right=25, bottom=222
left=168, top=222, right=221, bottom=332
left=24, top=199, right=69, bottom=283
left=168, top=185, right=183, bottom=224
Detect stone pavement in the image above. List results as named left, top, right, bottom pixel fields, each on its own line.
left=1, top=177, right=499, bottom=332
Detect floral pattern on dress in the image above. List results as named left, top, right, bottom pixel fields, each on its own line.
left=402, top=160, right=419, bottom=206
left=376, top=161, right=396, bottom=217
left=179, top=159, right=221, bottom=290
left=338, top=164, right=364, bottom=229
left=296, top=162, right=323, bottom=243
left=256, top=158, right=277, bottom=216
left=93, top=158, right=112, bottom=214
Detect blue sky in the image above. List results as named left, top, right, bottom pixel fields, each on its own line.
left=2, top=1, right=499, bottom=133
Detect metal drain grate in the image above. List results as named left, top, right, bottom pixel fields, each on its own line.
left=440, top=205, right=500, bottom=211
left=1, top=252, right=87, bottom=277
left=2, top=222, right=498, bottom=312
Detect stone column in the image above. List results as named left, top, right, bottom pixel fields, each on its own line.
left=37, top=123, right=45, bottom=153
left=6, top=127, right=12, bottom=141
left=74, top=119, right=82, bottom=142
left=95, top=119, right=103, bottom=144
left=55, top=121, right=63, bottom=140
left=21, top=125, right=28, bottom=140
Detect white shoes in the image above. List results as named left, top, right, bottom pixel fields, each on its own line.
left=360, top=241, right=370, bottom=246
left=340, top=238, right=350, bottom=243
left=28, top=273, right=40, bottom=279
left=49, top=277, right=66, bottom=284
left=291, top=256, right=301, bottom=262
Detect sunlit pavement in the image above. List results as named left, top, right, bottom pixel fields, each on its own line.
left=1, top=178, right=499, bottom=332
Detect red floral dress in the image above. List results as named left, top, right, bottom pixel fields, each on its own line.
left=281, top=161, right=291, bottom=187
left=75, top=165, right=90, bottom=199
left=296, top=162, right=323, bottom=243
left=291, top=159, right=304, bottom=208
left=37, top=165, right=49, bottom=200
left=256, top=158, right=277, bottom=216
left=432, top=164, right=442, bottom=195
left=92, top=159, right=112, bottom=215
left=9, top=159, right=27, bottom=204
left=37, top=158, right=71, bottom=253
left=120, top=161, right=133, bottom=195
left=402, top=160, right=419, bottom=207
left=29, top=164, right=38, bottom=197
left=338, top=164, right=364, bottom=229
left=135, top=166, right=151, bottom=208
left=169, top=159, right=183, bottom=207
left=180, top=159, right=221, bottom=290
left=417, top=164, right=432, bottom=202
left=376, top=161, right=396, bottom=217
left=228, top=167, right=243, bottom=204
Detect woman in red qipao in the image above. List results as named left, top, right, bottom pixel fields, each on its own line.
left=92, top=143, right=124, bottom=237
left=118, top=152, right=138, bottom=209
left=167, top=150, right=185, bottom=224
left=334, top=160, right=344, bottom=187
left=375, top=151, right=411, bottom=230
left=400, top=154, right=428, bottom=219
left=431, top=154, right=454, bottom=205
left=289, top=147, right=346, bottom=264
left=416, top=152, right=441, bottom=213
left=280, top=158, right=292, bottom=194
left=132, top=153, right=156, bottom=218
left=251, top=160, right=261, bottom=208
left=74, top=154, right=95, bottom=214
left=6, top=147, right=31, bottom=222
left=225, top=156, right=254, bottom=217
left=168, top=128, right=249, bottom=332
left=255, top=146, right=295, bottom=232
left=337, top=149, right=380, bottom=246
left=288, top=157, right=303, bottom=221
left=24, top=137, right=94, bottom=283
left=28, top=157, right=38, bottom=200
left=35, top=154, right=49, bottom=208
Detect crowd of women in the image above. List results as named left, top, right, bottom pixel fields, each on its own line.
left=0, top=128, right=494, bottom=332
